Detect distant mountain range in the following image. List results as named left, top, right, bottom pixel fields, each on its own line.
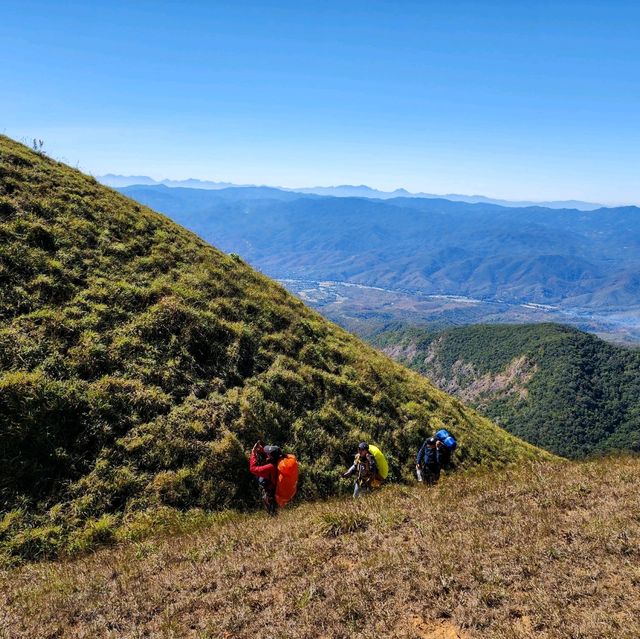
left=99, top=174, right=604, bottom=210
left=292, top=185, right=605, bottom=210
left=118, top=184, right=640, bottom=327
left=98, top=174, right=239, bottom=189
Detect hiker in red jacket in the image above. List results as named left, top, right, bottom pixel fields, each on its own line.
left=249, top=441, right=282, bottom=515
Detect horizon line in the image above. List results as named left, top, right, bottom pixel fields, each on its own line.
left=96, top=173, right=640, bottom=208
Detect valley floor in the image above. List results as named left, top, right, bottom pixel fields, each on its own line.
left=278, top=279, right=640, bottom=345
left=1, top=457, right=639, bottom=638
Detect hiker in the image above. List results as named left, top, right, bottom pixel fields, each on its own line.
left=416, top=436, right=441, bottom=486
left=249, top=441, right=282, bottom=515
left=249, top=441, right=299, bottom=515
left=342, top=442, right=388, bottom=497
left=434, top=428, right=457, bottom=469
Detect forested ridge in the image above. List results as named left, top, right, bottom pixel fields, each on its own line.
left=374, top=323, right=640, bottom=457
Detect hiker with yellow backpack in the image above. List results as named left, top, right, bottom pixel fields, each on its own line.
left=342, top=442, right=389, bottom=497
left=249, top=441, right=299, bottom=515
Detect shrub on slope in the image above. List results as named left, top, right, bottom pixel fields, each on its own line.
left=0, top=137, right=546, bottom=560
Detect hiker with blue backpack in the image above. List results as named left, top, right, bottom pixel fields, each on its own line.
left=416, top=437, right=441, bottom=485
left=416, top=428, right=457, bottom=485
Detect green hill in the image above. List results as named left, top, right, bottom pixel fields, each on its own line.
left=373, top=323, right=640, bottom=458
left=0, top=136, right=547, bottom=562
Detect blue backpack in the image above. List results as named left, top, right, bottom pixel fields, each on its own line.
left=435, top=429, right=457, bottom=450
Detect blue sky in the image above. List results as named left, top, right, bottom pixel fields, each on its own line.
left=2, top=1, right=639, bottom=204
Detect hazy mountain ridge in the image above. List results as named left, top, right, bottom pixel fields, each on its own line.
left=99, top=175, right=605, bottom=209
left=98, top=174, right=238, bottom=190
left=293, top=184, right=605, bottom=209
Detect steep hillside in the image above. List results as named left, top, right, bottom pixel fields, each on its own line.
left=2, top=457, right=639, bottom=638
left=0, top=136, right=546, bottom=561
left=374, top=323, right=640, bottom=457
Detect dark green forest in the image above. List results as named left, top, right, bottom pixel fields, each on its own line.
left=373, top=323, right=640, bottom=458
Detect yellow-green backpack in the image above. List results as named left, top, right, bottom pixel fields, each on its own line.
left=368, top=444, right=389, bottom=479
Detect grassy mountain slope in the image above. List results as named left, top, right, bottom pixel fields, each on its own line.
left=373, top=323, right=640, bottom=458
left=0, top=136, right=547, bottom=561
left=2, top=456, right=639, bottom=638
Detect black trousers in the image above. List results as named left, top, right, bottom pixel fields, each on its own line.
left=258, top=478, right=277, bottom=515
left=422, top=463, right=441, bottom=486
left=439, top=448, right=452, bottom=469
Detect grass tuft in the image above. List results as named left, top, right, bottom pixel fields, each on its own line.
left=317, top=509, right=371, bottom=537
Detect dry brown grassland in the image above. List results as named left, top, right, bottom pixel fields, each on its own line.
left=1, top=457, right=639, bottom=639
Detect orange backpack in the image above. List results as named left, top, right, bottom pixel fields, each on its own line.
left=275, top=454, right=299, bottom=507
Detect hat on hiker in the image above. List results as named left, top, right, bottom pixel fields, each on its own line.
left=264, top=445, right=282, bottom=460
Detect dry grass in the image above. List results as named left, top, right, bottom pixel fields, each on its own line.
left=1, top=457, right=639, bottom=638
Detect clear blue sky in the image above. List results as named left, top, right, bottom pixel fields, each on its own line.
left=2, top=1, right=639, bottom=204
